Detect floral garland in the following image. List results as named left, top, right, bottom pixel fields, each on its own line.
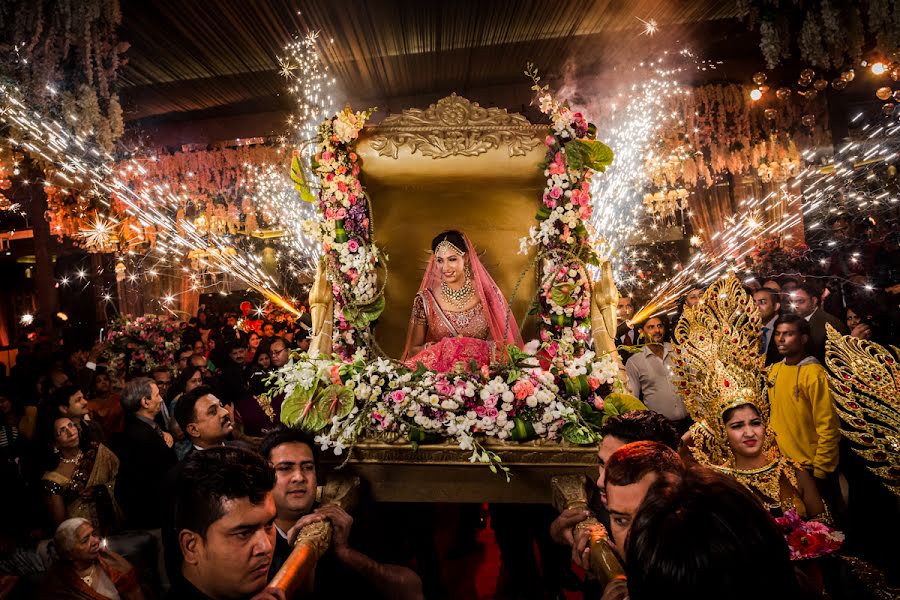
left=309, top=108, right=383, bottom=358
left=647, top=84, right=828, bottom=189
left=102, top=314, right=182, bottom=376
left=266, top=344, right=629, bottom=473
left=519, top=64, right=613, bottom=357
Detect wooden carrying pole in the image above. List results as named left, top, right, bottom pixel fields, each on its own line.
left=551, top=475, right=625, bottom=588
left=268, top=475, right=360, bottom=596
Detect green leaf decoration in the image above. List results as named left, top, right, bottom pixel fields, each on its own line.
left=282, top=384, right=324, bottom=431
left=342, top=293, right=385, bottom=329
left=290, top=155, right=317, bottom=203
left=602, top=392, right=647, bottom=425
left=319, top=384, right=356, bottom=420
left=509, top=418, right=537, bottom=442
left=562, top=422, right=598, bottom=445
left=550, top=284, right=574, bottom=307
left=564, top=139, right=614, bottom=173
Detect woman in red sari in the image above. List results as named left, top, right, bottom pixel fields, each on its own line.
left=403, top=230, right=522, bottom=372
left=39, top=518, right=143, bottom=600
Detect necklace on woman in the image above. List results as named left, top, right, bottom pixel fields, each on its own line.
left=441, top=278, right=474, bottom=309
left=59, top=450, right=82, bottom=465
left=80, top=564, right=94, bottom=586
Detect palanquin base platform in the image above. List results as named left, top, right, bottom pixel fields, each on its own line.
left=318, top=438, right=598, bottom=504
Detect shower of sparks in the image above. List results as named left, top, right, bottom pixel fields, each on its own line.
left=637, top=17, right=658, bottom=36
left=245, top=161, right=320, bottom=273
left=0, top=81, right=301, bottom=315
left=629, top=108, right=900, bottom=324
left=590, top=51, right=694, bottom=272
left=78, top=214, right=116, bottom=250
left=282, top=30, right=336, bottom=144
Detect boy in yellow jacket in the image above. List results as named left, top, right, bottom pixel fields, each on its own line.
left=768, top=314, right=841, bottom=494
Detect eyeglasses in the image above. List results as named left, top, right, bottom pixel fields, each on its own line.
left=272, top=346, right=287, bottom=354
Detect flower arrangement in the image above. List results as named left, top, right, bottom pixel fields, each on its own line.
left=773, top=510, right=844, bottom=561
left=308, top=107, right=384, bottom=358
left=520, top=63, right=613, bottom=358
left=103, top=314, right=182, bottom=376
left=265, top=344, right=629, bottom=475
left=264, top=72, right=632, bottom=475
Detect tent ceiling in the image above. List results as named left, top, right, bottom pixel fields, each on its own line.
left=119, top=0, right=744, bottom=123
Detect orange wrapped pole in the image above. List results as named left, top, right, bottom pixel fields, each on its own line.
left=268, top=476, right=359, bottom=595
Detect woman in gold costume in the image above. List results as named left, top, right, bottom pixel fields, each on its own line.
left=671, top=275, right=827, bottom=520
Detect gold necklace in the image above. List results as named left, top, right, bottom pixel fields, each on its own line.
left=59, top=451, right=82, bottom=465
left=441, top=277, right=474, bottom=309
left=716, top=457, right=798, bottom=510
left=80, top=564, right=94, bottom=586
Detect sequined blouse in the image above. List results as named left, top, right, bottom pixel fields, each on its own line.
left=413, top=291, right=491, bottom=342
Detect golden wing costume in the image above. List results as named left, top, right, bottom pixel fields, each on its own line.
left=824, top=325, right=900, bottom=496
left=671, top=274, right=803, bottom=513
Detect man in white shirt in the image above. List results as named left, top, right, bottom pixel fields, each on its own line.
left=624, top=316, right=690, bottom=434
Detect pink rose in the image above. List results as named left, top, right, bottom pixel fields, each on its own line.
left=347, top=239, right=359, bottom=252
left=335, top=208, right=347, bottom=219
left=482, top=396, right=497, bottom=408
left=436, top=381, right=454, bottom=396
left=321, top=151, right=333, bottom=161
left=549, top=186, right=562, bottom=199
left=390, top=390, right=406, bottom=403
left=544, top=135, right=556, bottom=147
left=474, top=406, right=486, bottom=417
left=485, top=408, right=499, bottom=419
left=512, top=380, right=535, bottom=401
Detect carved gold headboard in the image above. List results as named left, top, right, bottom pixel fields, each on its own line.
left=355, top=94, right=548, bottom=356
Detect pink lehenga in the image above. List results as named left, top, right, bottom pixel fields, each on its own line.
left=402, top=233, right=522, bottom=373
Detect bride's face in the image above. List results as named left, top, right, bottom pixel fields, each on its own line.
left=436, top=249, right=465, bottom=285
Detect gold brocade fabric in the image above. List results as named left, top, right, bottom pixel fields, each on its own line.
left=715, top=458, right=806, bottom=517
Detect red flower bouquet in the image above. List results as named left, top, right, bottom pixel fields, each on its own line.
left=774, top=510, right=844, bottom=561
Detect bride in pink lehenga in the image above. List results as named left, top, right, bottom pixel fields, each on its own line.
left=402, top=230, right=522, bottom=373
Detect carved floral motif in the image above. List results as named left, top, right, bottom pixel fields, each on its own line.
left=369, top=94, right=543, bottom=159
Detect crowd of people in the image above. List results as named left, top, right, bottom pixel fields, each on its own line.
left=0, top=268, right=895, bottom=599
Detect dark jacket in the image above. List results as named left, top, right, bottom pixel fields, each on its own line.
left=112, top=414, right=177, bottom=529
left=806, top=309, right=848, bottom=364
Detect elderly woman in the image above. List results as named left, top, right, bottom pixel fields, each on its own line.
left=39, top=518, right=143, bottom=599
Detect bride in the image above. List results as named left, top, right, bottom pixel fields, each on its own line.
left=402, top=230, right=522, bottom=372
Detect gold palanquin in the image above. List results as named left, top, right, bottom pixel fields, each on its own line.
left=355, top=94, right=549, bottom=356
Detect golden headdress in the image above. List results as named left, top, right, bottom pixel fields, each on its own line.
left=824, top=325, right=900, bottom=496
left=672, top=274, right=770, bottom=466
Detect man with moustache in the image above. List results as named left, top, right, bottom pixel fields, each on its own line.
left=169, top=446, right=285, bottom=599
left=625, top=316, right=690, bottom=433
left=173, top=385, right=237, bottom=457
left=259, top=428, right=422, bottom=599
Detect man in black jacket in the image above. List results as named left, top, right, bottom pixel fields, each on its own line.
left=789, top=282, right=848, bottom=362
left=753, top=288, right=783, bottom=366
left=113, top=377, right=177, bottom=529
